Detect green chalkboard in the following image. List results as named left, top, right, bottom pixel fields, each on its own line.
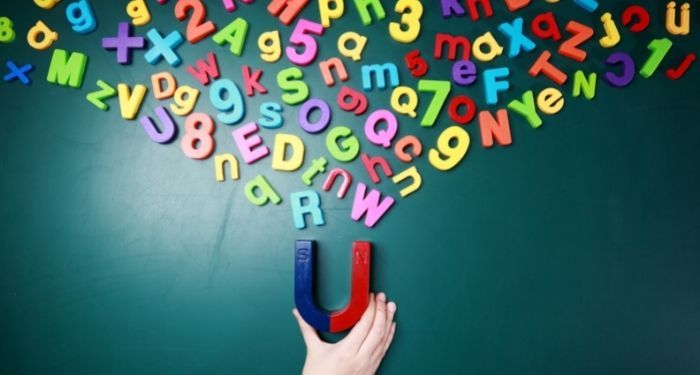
left=1, top=0, right=699, bottom=374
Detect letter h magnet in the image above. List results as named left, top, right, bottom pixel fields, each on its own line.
left=294, top=240, right=371, bottom=332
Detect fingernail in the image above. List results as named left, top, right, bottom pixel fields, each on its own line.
left=378, top=292, right=386, bottom=302
left=388, top=302, right=397, bottom=312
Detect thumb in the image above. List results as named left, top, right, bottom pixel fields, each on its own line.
left=292, top=308, right=321, bottom=348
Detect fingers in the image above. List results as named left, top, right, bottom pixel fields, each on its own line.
left=342, top=292, right=376, bottom=351
left=382, top=321, right=396, bottom=356
left=371, top=321, right=396, bottom=374
left=382, top=302, right=397, bottom=354
left=372, top=299, right=397, bottom=364
left=381, top=301, right=397, bottom=349
left=358, top=292, right=389, bottom=358
left=292, top=308, right=321, bottom=349
left=384, top=301, right=397, bottom=339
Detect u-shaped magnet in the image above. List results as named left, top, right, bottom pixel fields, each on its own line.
left=294, top=240, right=371, bottom=333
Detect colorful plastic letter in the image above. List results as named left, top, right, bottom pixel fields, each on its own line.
left=603, top=52, right=635, bottom=87
left=666, top=53, right=695, bottom=80
left=245, top=175, right=281, bottom=205
left=394, top=135, right=422, bottom=163
left=464, top=0, right=493, bottom=21
left=232, top=122, right=269, bottom=164
left=452, top=60, right=477, bottom=86
left=65, top=0, right=97, bottom=34
left=337, top=86, right=368, bottom=115
left=361, top=154, right=393, bottom=183
left=440, top=0, right=466, bottom=18
left=572, top=70, right=597, bottom=99
left=323, top=168, right=353, bottom=198
left=277, top=67, right=309, bottom=105
left=301, top=157, right=328, bottom=185
left=214, top=154, right=240, bottom=182
left=573, top=0, right=598, bottom=12
left=290, top=191, right=325, bottom=229
left=34, top=0, right=62, bottom=9
left=222, top=0, right=254, bottom=12
left=258, top=30, right=282, bottom=63
left=361, top=63, right=400, bottom=92
left=212, top=18, right=248, bottom=56
left=170, top=85, right=200, bottom=116
left=102, top=22, right=146, bottom=65
left=351, top=183, right=395, bottom=228
left=319, top=0, right=345, bottom=27
left=503, top=0, right=530, bottom=11
left=139, top=106, right=177, bottom=144
left=186, top=52, right=220, bottom=85
left=299, top=99, right=331, bottom=133
left=599, top=13, right=620, bottom=48
left=272, top=133, right=305, bottom=171
left=86, top=79, right=117, bottom=110
left=391, top=166, right=421, bottom=198
left=434, top=33, right=470, bottom=60
left=326, top=126, right=360, bottom=162
left=536, top=87, right=564, bottom=115
left=483, top=67, right=510, bottom=105
left=529, top=50, right=567, bottom=85
left=46, top=49, right=88, bottom=88
left=478, top=109, right=511, bottom=148
left=666, top=2, right=690, bottom=35
left=27, top=21, right=59, bottom=50
left=507, top=90, right=541, bottom=128
left=448, top=95, right=477, bottom=124
left=622, top=5, right=649, bottom=33
left=258, top=102, right=284, bottom=128
left=558, top=21, right=594, bottom=62
left=530, top=12, right=561, bottom=41
left=127, top=0, right=151, bottom=26
left=390, top=86, right=418, bottom=118
left=497, top=17, right=535, bottom=58
left=152, top=71, right=177, bottom=99
left=268, top=0, right=310, bottom=26
left=242, top=65, right=268, bottom=96
left=364, top=109, right=398, bottom=148
left=337, top=32, right=367, bottom=61
left=319, top=57, right=349, bottom=86
left=472, top=32, right=503, bottom=62
left=353, top=0, right=386, bottom=25
left=117, top=83, right=148, bottom=120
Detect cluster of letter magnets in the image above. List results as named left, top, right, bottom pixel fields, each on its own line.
left=0, top=0, right=695, bottom=331
left=0, top=0, right=696, bottom=230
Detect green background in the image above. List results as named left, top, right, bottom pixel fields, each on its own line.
left=1, top=0, right=699, bottom=373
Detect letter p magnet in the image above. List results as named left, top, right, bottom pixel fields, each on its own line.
left=294, top=240, right=371, bottom=332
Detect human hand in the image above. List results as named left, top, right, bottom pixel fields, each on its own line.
left=292, top=292, right=397, bottom=375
